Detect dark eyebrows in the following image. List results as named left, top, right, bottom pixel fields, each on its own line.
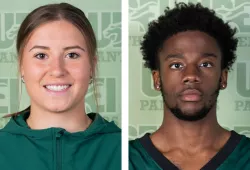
left=202, top=52, right=218, bottom=58
left=164, top=52, right=218, bottom=60
left=29, top=45, right=86, bottom=52
left=164, top=54, right=184, bottom=60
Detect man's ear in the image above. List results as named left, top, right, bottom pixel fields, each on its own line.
left=152, top=70, right=161, bottom=91
left=220, top=69, right=228, bottom=90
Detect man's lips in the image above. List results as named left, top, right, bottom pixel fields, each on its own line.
left=179, top=89, right=202, bottom=102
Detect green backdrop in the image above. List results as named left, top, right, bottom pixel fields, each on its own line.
left=129, top=0, right=250, bottom=140
left=0, top=0, right=121, bottom=128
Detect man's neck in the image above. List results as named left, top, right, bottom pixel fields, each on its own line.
left=151, top=107, right=231, bottom=154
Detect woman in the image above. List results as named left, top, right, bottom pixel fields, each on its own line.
left=0, top=3, right=121, bottom=170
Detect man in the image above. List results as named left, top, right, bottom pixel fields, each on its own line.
left=129, top=2, right=250, bottom=170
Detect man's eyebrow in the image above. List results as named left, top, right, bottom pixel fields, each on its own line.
left=164, top=53, right=218, bottom=60
left=29, top=45, right=86, bottom=52
left=202, top=52, right=218, bottom=58
left=164, top=54, right=184, bottom=60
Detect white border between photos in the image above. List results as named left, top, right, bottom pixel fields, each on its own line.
left=122, top=0, right=128, bottom=169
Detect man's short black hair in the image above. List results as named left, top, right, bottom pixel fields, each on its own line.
left=141, top=2, right=238, bottom=71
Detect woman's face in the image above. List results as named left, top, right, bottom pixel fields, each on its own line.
left=21, top=20, right=93, bottom=113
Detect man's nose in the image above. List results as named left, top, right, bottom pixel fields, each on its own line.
left=182, top=65, right=201, bottom=84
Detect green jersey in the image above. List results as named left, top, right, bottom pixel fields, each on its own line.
left=129, top=131, right=250, bottom=170
left=0, top=107, right=121, bottom=170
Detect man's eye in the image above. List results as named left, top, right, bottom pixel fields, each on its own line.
left=200, top=62, right=213, bottom=68
left=66, top=53, right=79, bottom=59
left=35, top=53, right=47, bottom=60
left=170, top=63, right=183, bottom=69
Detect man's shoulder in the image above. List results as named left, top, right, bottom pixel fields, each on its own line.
left=129, top=137, right=147, bottom=170
left=129, top=138, right=140, bottom=147
left=129, top=136, right=146, bottom=155
left=129, top=135, right=162, bottom=170
left=236, top=134, right=250, bottom=152
left=218, top=133, right=250, bottom=169
left=234, top=133, right=250, bottom=148
left=231, top=134, right=250, bottom=161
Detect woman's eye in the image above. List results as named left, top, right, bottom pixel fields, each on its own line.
left=35, top=53, right=47, bottom=60
left=200, top=62, right=213, bottom=68
left=66, top=53, right=79, bottom=59
left=170, top=63, right=184, bottom=69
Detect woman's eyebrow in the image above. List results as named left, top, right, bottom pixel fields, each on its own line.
left=29, top=45, right=86, bottom=52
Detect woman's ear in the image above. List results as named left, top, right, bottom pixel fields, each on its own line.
left=91, top=55, right=97, bottom=76
left=20, top=58, right=24, bottom=77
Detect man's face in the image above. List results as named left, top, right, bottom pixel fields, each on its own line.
left=153, top=31, right=228, bottom=121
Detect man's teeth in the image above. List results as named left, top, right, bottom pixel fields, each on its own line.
left=45, top=85, right=70, bottom=91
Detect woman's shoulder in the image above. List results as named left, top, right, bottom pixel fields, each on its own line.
left=0, top=117, right=11, bottom=130
left=0, top=118, right=18, bottom=147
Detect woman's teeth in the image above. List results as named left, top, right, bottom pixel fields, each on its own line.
left=45, top=85, right=70, bottom=91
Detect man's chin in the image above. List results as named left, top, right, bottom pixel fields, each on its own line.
left=170, top=107, right=211, bottom=121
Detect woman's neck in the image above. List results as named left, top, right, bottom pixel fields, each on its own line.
left=26, top=104, right=92, bottom=133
